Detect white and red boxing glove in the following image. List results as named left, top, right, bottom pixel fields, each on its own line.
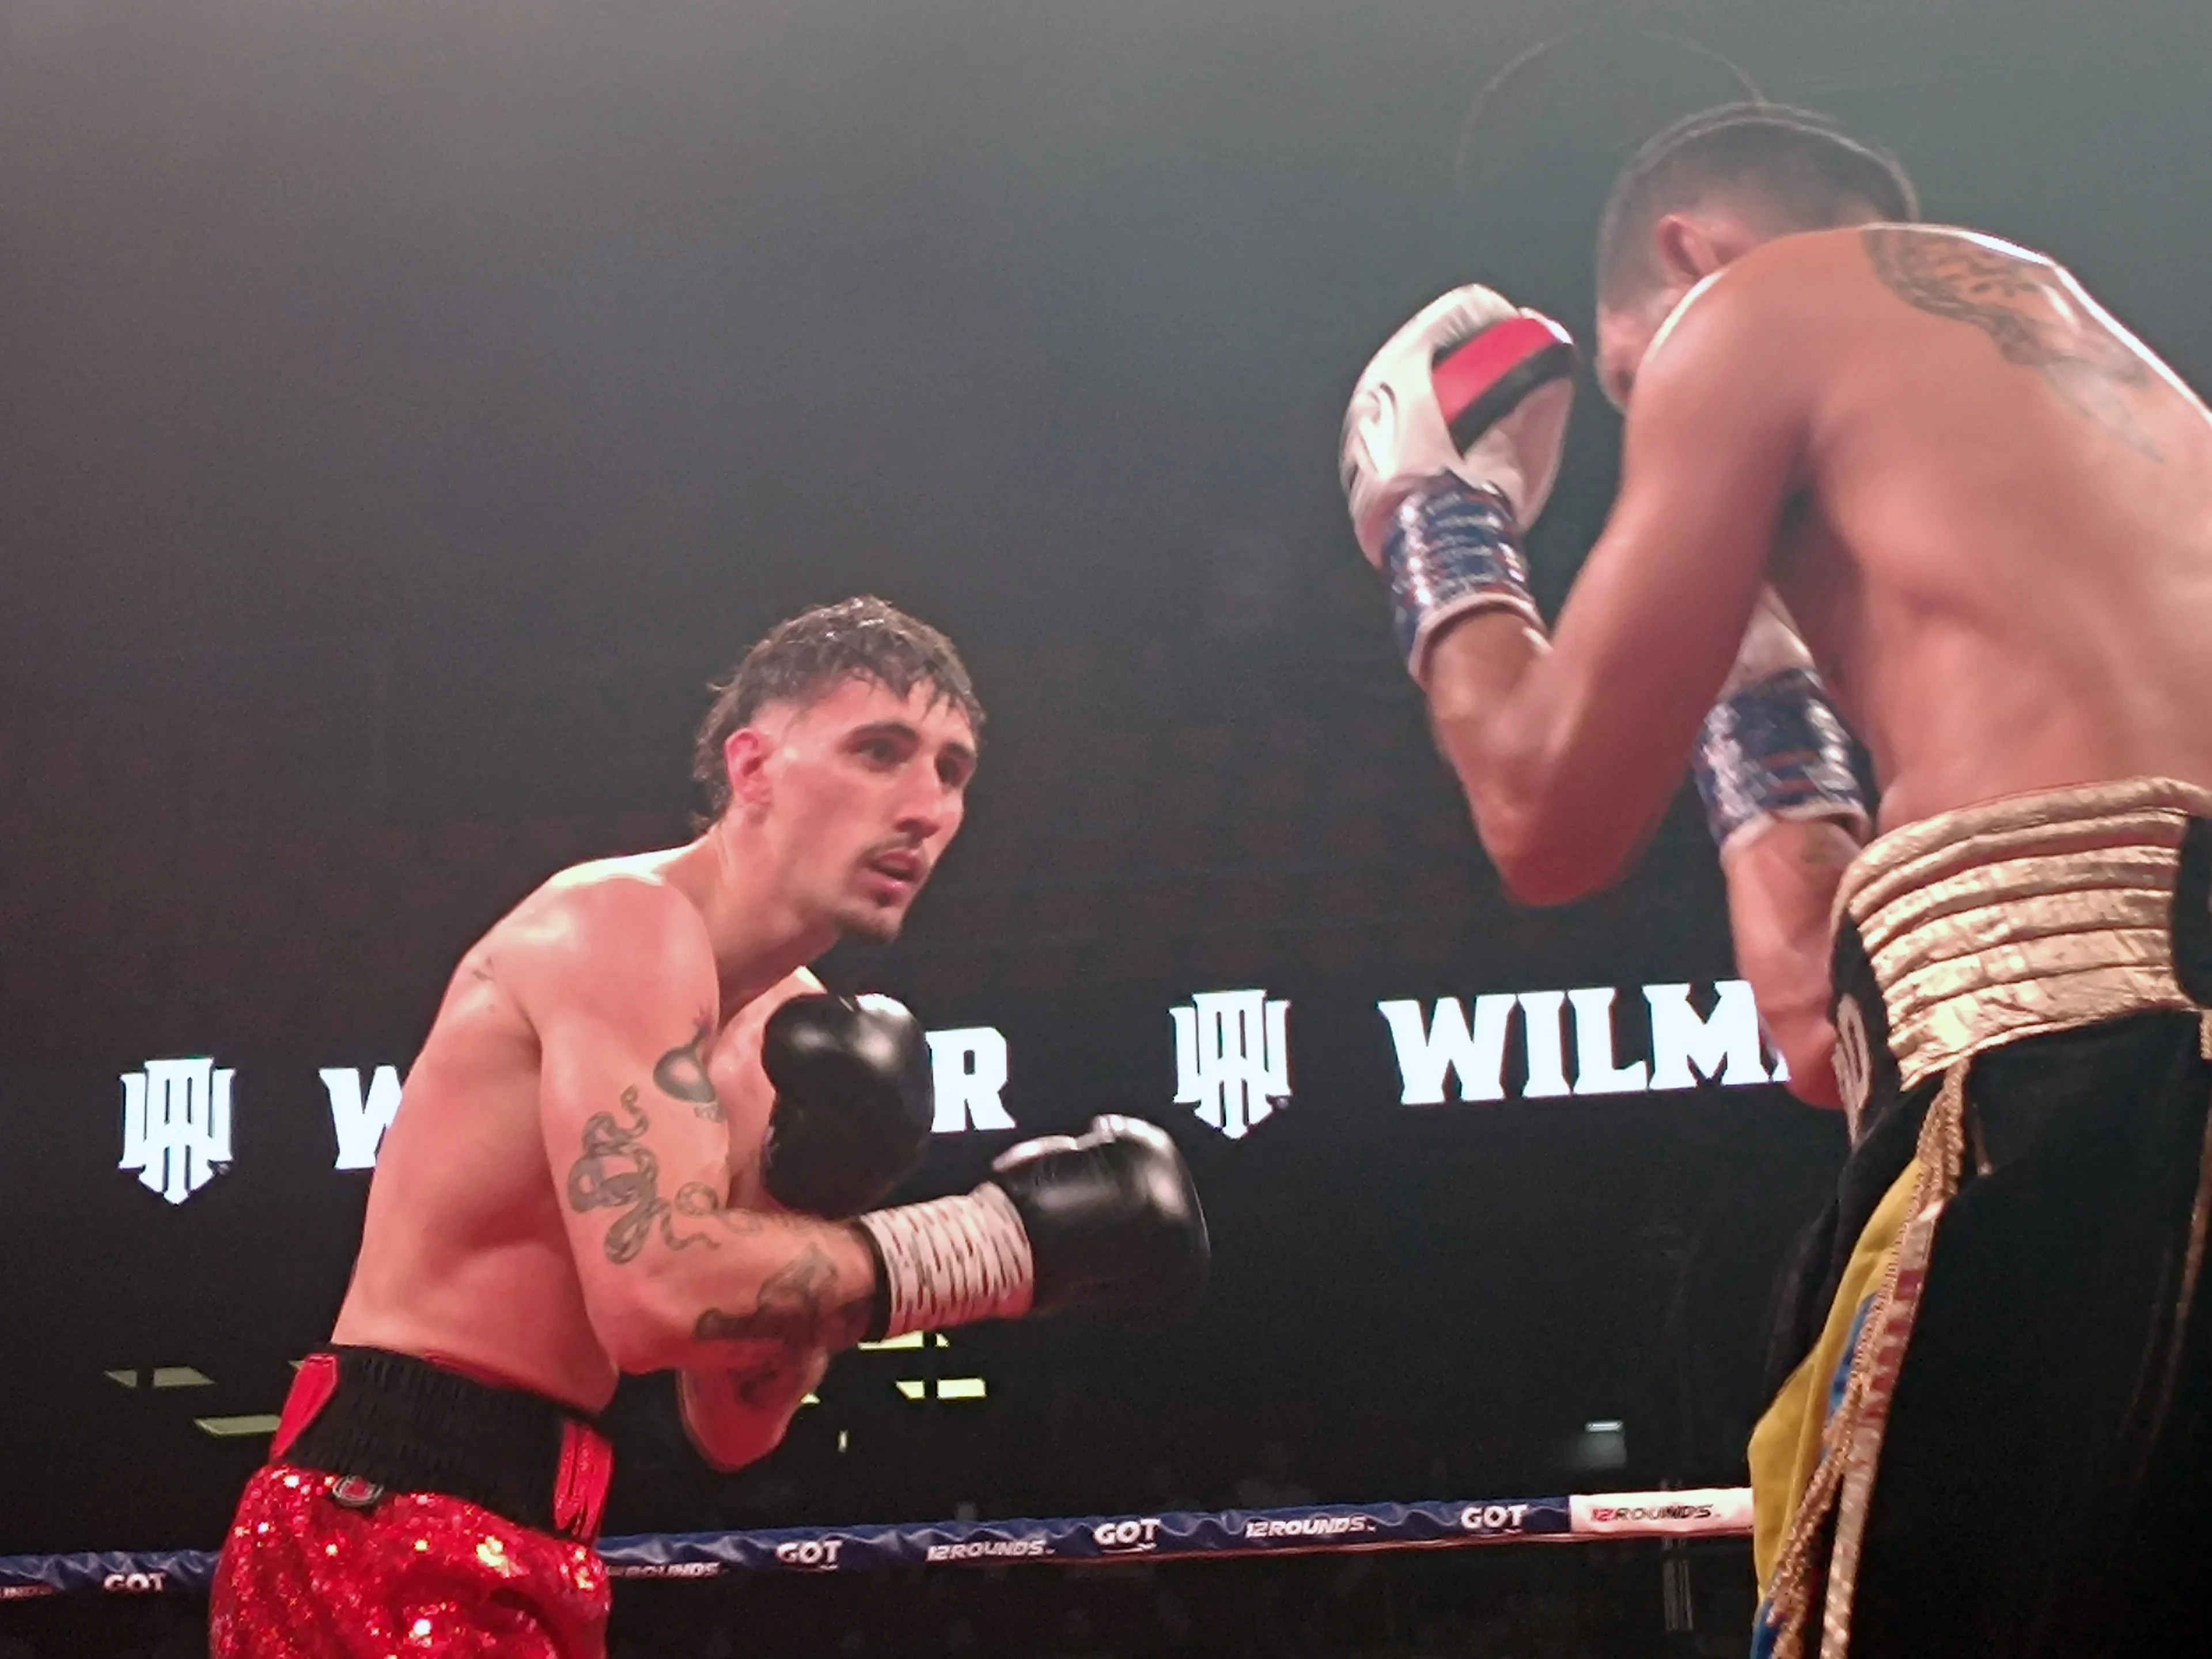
left=1339, top=286, right=1577, bottom=683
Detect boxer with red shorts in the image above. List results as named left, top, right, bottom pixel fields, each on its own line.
left=211, top=598, right=1209, bottom=1656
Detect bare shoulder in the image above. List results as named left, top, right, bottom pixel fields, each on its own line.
left=1668, top=230, right=1864, bottom=340
left=496, top=853, right=716, bottom=1012
left=1638, top=234, right=1857, bottom=389
left=1846, top=222, right=2176, bottom=461
left=1621, top=238, right=1851, bottom=450
left=1852, top=221, right=2063, bottom=301
left=1847, top=222, right=2112, bottom=343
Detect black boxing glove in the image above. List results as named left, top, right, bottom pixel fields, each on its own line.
left=759, top=993, right=934, bottom=1219
left=851, top=1116, right=1210, bottom=1340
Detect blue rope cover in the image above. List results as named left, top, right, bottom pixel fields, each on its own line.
left=0, top=1488, right=1751, bottom=1597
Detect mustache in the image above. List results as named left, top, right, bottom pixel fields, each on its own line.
left=861, top=836, right=931, bottom=878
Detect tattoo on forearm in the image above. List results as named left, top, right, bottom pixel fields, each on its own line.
left=672, top=1180, right=777, bottom=1234
left=694, top=1248, right=872, bottom=1355
left=566, top=1089, right=718, bottom=1263
left=722, top=1354, right=810, bottom=1410
left=654, top=1022, right=724, bottom=1122
left=1861, top=227, right=2163, bottom=462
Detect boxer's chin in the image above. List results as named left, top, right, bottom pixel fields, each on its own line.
left=832, top=895, right=906, bottom=946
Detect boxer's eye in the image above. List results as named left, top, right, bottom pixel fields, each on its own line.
left=849, top=730, right=912, bottom=769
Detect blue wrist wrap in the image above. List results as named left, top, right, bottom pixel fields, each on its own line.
left=1692, top=667, right=1867, bottom=851
left=1380, top=475, right=1540, bottom=675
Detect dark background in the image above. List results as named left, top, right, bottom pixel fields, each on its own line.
left=3, top=0, right=2210, bottom=1649
left=7, top=0, right=2209, bottom=763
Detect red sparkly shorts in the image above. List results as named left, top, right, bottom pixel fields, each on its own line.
left=210, top=1348, right=615, bottom=1659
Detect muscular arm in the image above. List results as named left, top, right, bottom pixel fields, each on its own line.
left=676, top=967, right=835, bottom=1471
left=677, top=1347, right=830, bottom=1474
left=1426, top=271, right=1814, bottom=903
left=519, top=887, right=877, bottom=1392
left=1723, top=818, right=1859, bottom=1109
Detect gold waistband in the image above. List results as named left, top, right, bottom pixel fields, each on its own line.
left=1836, top=778, right=2212, bottom=1089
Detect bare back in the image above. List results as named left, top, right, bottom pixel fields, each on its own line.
left=1766, top=225, right=2212, bottom=827
left=328, top=854, right=793, bottom=1414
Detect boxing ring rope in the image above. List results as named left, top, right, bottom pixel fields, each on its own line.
left=0, top=1487, right=1751, bottom=1598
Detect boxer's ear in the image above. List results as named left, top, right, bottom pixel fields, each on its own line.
left=1653, top=212, right=1722, bottom=288
left=723, top=726, right=776, bottom=819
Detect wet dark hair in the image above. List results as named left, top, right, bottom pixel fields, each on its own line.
left=1597, top=103, right=1918, bottom=308
left=691, top=596, right=983, bottom=818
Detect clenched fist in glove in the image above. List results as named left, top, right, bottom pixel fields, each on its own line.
left=759, top=993, right=934, bottom=1219
left=1339, top=286, right=1577, bottom=683
left=851, top=1115, right=1209, bottom=1342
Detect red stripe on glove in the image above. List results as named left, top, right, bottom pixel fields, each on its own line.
left=1431, top=313, right=1574, bottom=427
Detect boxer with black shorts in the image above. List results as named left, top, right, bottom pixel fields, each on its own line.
left=210, top=597, right=1209, bottom=1658
left=1338, top=105, right=2212, bottom=1657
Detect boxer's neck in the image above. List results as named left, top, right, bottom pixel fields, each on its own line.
left=660, top=828, right=835, bottom=1020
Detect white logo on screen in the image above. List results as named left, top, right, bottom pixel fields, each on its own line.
left=1172, top=990, right=1290, bottom=1140
left=323, top=1065, right=405, bottom=1171
left=923, top=1028, right=1015, bottom=1133
left=119, top=1058, right=233, bottom=1205
left=1376, top=980, right=1778, bottom=1105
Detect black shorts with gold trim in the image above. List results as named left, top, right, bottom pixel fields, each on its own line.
left=1751, top=780, right=2212, bottom=1659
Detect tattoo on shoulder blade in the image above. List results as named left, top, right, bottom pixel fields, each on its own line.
left=566, top=1089, right=718, bottom=1263
left=1860, top=227, right=2162, bottom=462
left=695, top=1248, right=872, bottom=1355
left=654, top=1021, right=724, bottom=1122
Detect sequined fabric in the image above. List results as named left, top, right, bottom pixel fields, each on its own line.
left=210, top=1464, right=608, bottom=1659
left=1836, top=776, right=2212, bottom=1089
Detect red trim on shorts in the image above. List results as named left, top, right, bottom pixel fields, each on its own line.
left=554, top=1418, right=615, bottom=1542
left=1431, top=314, right=1573, bottom=426
left=271, top=1353, right=339, bottom=1460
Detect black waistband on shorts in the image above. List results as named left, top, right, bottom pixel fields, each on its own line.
left=271, top=1346, right=614, bottom=1542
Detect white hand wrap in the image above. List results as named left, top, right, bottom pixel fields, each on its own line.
left=854, top=1183, right=1035, bottom=1342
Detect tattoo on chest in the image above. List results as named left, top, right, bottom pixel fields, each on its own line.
left=566, top=1089, right=722, bottom=1263
left=654, top=1022, right=724, bottom=1122
left=1860, top=227, right=2163, bottom=463
left=695, top=1247, right=870, bottom=1357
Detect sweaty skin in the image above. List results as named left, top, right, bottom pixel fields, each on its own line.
left=1426, top=224, right=2212, bottom=1088
left=328, top=677, right=976, bottom=1468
